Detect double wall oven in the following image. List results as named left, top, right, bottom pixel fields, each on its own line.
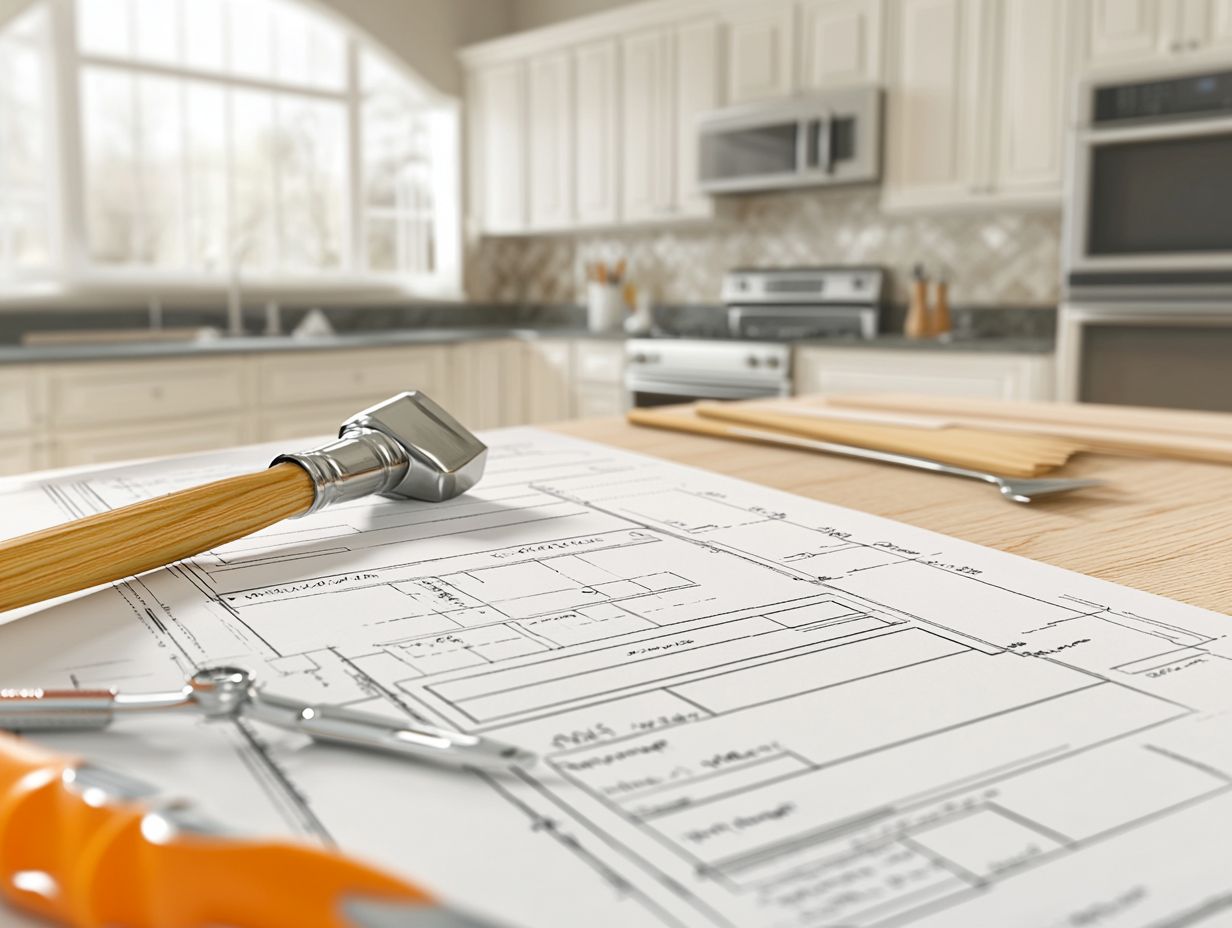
left=1060, top=64, right=1232, bottom=411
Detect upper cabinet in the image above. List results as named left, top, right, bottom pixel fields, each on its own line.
left=799, top=0, right=884, bottom=89
left=721, top=3, right=797, bottom=104
left=1084, top=0, right=1232, bottom=67
left=882, top=0, right=1078, bottom=212
left=466, top=62, right=527, bottom=235
left=574, top=41, right=620, bottom=226
left=527, top=51, right=574, bottom=230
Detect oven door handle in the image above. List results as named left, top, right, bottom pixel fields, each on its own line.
left=625, top=376, right=790, bottom=400
left=1081, top=113, right=1232, bottom=144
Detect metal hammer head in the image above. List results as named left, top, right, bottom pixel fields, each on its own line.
left=273, top=391, right=487, bottom=514
left=342, top=392, right=487, bottom=503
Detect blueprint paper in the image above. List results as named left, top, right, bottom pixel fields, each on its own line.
left=1, top=428, right=1231, bottom=928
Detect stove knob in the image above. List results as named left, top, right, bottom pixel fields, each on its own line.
left=766, top=356, right=781, bottom=369
left=747, top=355, right=761, bottom=368
left=633, top=352, right=648, bottom=364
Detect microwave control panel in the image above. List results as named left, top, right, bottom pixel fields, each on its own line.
left=1094, top=69, right=1232, bottom=124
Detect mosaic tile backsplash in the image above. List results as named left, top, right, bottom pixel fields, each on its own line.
left=466, top=187, right=1064, bottom=307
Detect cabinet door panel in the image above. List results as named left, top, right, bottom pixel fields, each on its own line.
left=473, top=62, right=527, bottom=234
left=675, top=18, right=721, bottom=217
left=724, top=4, right=796, bottom=104
left=0, top=438, right=37, bottom=477
left=621, top=29, right=670, bottom=222
left=259, top=348, right=443, bottom=407
left=884, top=0, right=980, bottom=208
left=574, top=41, right=619, bottom=225
left=46, top=359, right=248, bottom=428
left=800, top=0, right=882, bottom=89
left=51, top=418, right=252, bottom=469
left=524, top=340, right=575, bottom=423
left=994, top=0, right=1071, bottom=199
left=528, top=51, right=574, bottom=229
left=0, top=369, right=38, bottom=434
left=1086, top=0, right=1165, bottom=64
left=1206, top=0, right=1232, bottom=48
left=794, top=349, right=1055, bottom=401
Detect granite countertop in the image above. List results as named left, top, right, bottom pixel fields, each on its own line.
left=0, top=326, right=1055, bottom=364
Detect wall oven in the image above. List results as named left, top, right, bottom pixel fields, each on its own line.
left=1059, top=64, right=1232, bottom=411
left=1065, top=65, right=1232, bottom=299
left=698, top=87, right=881, bottom=195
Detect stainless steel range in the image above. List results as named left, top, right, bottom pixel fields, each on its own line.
left=625, top=266, right=885, bottom=408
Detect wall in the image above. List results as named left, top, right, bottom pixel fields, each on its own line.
left=466, top=188, right=1064, bottom=307
left=509, top=0, right=641, bottom=32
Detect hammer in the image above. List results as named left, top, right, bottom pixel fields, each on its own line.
left=0, top=392, right=487, bottom=614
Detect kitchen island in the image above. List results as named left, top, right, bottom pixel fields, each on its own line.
left=553, top=407, right=1232, bottom=616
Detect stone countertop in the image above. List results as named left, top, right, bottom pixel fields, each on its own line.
left=0, top=325, right=1054, bottom=365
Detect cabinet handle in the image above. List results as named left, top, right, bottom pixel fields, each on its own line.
left=1189, top=39, right=1201, bottom=51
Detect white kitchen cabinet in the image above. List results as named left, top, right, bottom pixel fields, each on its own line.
left=993, top=0, right=1074, bottom=200
left=50, top=417, right=253, bottom=469
left=883, top=0, right=983, bottom=210
left=1082, top=0, right=1232, bottom=66
left=621, top=28, right=674, bottom=223
left=721, top=3, right=797, bottom=104
left=674, top=18, right=722, bottom=218
left=527, top=51, right=575, bottom=230
left=883, top=0, right=1076, bottom=211
left=524, top=340, right=575, bottom=423
left=258, top=347, right=446, bottom=409
left=0, top=368, right=40, bottom=435
left=259, top=401, right=361, bottom=444
left=469, top=61, right=528, bottom=235
left=573, top=340, right=626, bottom=416
left=799, top=0, right=884, bottom=89
left=0, top=438, right=38, bottom=477
left=44, top=358, right=250, bottom=429
left=794, top=347, right=1056, bottom=401
left=574, top=40, right=619, bottom=226
left=449, top=340, right=528, bottom=430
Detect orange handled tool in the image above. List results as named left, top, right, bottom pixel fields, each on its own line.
left=0, top=733, right=495, bottom=928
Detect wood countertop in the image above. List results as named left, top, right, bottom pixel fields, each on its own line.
left=550, top=409, right=1232, bottom=616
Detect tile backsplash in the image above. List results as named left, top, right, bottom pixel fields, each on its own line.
left=466, top=187, right=1063, bottom=307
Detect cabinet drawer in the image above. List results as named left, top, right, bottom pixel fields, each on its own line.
left=575, top=384, right=626, bottom=418
left=258, top=401, right=361, bottom=445
left=46, top=359, right=248, bottom=428
left=0, top=369, right=40, bottom=434
left=574, top=341, right=625, bottom=385
left=0, top=437, right=38, bottom=477
left=50, top=417, right=252, bottom=469
left=259, top=347, right=443, bottom=407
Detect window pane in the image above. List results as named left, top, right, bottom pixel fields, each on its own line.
left=0, top=6, right=52, bottom=275
left=230, top=89, right=275, bottom=270
left=227, top=0, right=273, bottom=80
left=184, top=82, right=228, bottom=270
left=183, top=0, right=225, bottom=72
left=78, top=0, right=132, bottom=58
left=276, top=96, right=345, bottom=270
left=135, top=75, right=184, bottom=265
left=365, top=217, right=395, bottom=272
left=81, top=66, right=139, bottom=263
left=132, top=0, right=179, bottom=65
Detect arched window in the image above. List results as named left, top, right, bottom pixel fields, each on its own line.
left=0, top=0, right=460, bottom=297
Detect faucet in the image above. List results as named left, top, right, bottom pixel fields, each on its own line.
left=226, top=234, right=252, bottom=337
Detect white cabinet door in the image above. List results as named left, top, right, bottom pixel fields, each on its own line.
left=799, top=0, right=883, bottom=89
left=993, top=0, right=1073, bottom=201
left=574, top=40, right=619, bottom=226
left=621, top=28, right=672, bottom=223
left=524, top=340, right=575, bottom=423
left=1085, top=0, right=1167, bottom=65
left=51, top=418, right=253, bottom=469
left=527, top=51, right=574, bottom=230
left=471, top=62, right=527, bottom=234
left=1198, top=0, right=1232, bottom=49
left=883, top=0, right=984, bottom=210
left=449, top=340, right=528, bottom=430
left=723, top=3, right=796, bottom=104
left=674, top=18, right=721, bottom=218
left=794, top=348, right=1056, bottom=401
left=0, top=438, right=37, bottom=477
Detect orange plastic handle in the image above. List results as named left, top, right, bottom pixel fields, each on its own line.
left=0, top=733, right=435, bottom=927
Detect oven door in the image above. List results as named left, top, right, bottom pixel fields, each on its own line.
left=1066, top=116, right=1232, bottom=289
left=626, top=375, right=790, bottom=409
left=1057, top=303, right=1232, bottom=411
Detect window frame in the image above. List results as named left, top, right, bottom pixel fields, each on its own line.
left=5, top=0, right=462, bottom=301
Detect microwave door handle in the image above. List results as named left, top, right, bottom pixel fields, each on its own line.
left=797, top=119, right=812, bottom=171
left=817, top=111, right=835, bottom=174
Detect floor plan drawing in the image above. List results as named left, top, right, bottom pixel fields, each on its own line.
left=1, top=429, right=1231, bottom=928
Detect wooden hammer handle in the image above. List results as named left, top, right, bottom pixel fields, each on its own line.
left=0, top=463, right=315, bottom=614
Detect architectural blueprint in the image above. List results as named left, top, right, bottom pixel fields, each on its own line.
left=1, top=428, right=1231, bottom=928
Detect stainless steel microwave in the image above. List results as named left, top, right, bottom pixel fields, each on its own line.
left=698, top=87, right=882, bottom=195
left=1065, top=65, right=1232, bottom=300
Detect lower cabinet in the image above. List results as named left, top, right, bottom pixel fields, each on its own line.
left=49, top=418, right=253, bottom=468
left=793, top=348, right=1056, bottom=401
left=0, top=438, right=40, bottom=478
left=524, top=339, right=576, bottom=423
left=573, top=341, right=627, bottom=417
